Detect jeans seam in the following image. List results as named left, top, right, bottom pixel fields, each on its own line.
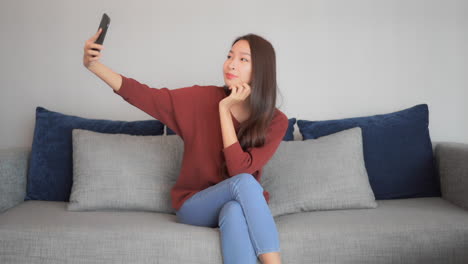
left=232, top=176, right=262, bottom=255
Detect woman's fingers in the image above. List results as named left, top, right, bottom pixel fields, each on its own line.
left=90, top=53, right=102, bottom=61
left=83, top=29, right=104, bottom=68
left=91, top=28, right=102, bottom=42
left=230, top=84, right=250, bottom=96
left=231, top=84, right=241, bottom=94
left=241, top=83, right=250, bottom=94
left=87, top=49, right=100, bottom=57
left=90, top=43, right=104, bottom=50
left=229, top=85, right=237, bottom=92
left=85, top=31, right=103, bottom=49
left=83, top=42, right=103, bottom=52
left=229, top=83, right=250, bottom=98
left=84, top=42, right=104, bottom=59
left=236, top=84, right=248, bottom=96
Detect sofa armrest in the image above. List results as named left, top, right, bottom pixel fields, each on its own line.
left=0, top=147, right=30, bottom=213
left=435, top=142, right=468, bottom=211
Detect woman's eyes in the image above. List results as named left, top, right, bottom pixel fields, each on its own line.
left=226, top=55, right=248, bottom=62
left=227, top=55, right=248, bottom=61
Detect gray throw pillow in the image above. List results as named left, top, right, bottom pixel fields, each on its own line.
left=261, top=127, right=377, bottom=218
left=67, top=129, right=183, bottom=213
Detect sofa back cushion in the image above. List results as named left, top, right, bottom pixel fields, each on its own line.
left=261, top=127, right=377, bottom=217
left=68, top=129, right=183, bottom=213
left=25, top=106, right=165, bottom=202
left=297, top=104, right=441, bottom=200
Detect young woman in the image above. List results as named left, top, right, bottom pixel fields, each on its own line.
left=83, top=28, right=288, bottom=264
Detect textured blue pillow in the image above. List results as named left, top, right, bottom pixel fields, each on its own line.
left=25, top=106, right=165, bottom=202
left=297, top=104, right=440, bottom=200
left=166, top=118, right=297, bottom=141
left=284, top=118, right=296, bottom=141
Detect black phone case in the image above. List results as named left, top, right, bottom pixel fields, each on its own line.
left=92, top=13, right=110, bottom=54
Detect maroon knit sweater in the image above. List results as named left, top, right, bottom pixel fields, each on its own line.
left=114, top=74, right=288, bottom=211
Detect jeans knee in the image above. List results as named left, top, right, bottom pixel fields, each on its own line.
left=218, top=201, right=242, bottom=225
left=234, top=173, right=264, bottom=192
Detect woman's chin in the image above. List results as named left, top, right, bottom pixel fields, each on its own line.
left=225, top=78, right=242, bottom=86
left=224, top=79, right=233, bottom=86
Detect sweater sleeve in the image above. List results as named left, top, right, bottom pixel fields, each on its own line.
left=114, top=74, right=185, bottom=137
left=222, top=112, right=288, bottom=177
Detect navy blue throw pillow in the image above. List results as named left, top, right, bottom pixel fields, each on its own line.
left=297, top=104, right=440, bottom=200
left=25, top=106, right=165, bottom=202
left=166, top=118, right=297, bottom=141
left=284, top=118, right=296, bottom=141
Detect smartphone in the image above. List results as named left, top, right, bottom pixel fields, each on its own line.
left=92, top=13, right=110, bottom=56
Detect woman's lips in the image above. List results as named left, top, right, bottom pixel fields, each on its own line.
left=226, top=73, right=238, bottom=79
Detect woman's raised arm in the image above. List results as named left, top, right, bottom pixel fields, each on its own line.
left=83, top=28, right=122, bottom=92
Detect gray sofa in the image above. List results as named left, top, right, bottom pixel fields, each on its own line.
left=1, top=141, right=468, bottom=263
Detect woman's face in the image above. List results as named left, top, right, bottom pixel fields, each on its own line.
left=223, top=40, right=252, bottom=87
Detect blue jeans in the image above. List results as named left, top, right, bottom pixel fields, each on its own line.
left=175, top=173, right=281, bottom=264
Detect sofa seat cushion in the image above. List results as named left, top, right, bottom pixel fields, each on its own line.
left=0, top=200, right=226, bottom=264
left=276, top=197, right=468, bottom=263
left=1, top=198, right=467, bottom=263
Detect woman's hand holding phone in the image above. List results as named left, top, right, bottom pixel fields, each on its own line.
left=83, top=14, right=121, bottom=92
left=83, top=28, right=105, bottom=69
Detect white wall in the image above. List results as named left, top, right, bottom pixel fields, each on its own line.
left=1, top=0, right=467, bottom=149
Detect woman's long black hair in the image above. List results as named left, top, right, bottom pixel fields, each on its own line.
left=219, top=34, right=279, bottom=180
